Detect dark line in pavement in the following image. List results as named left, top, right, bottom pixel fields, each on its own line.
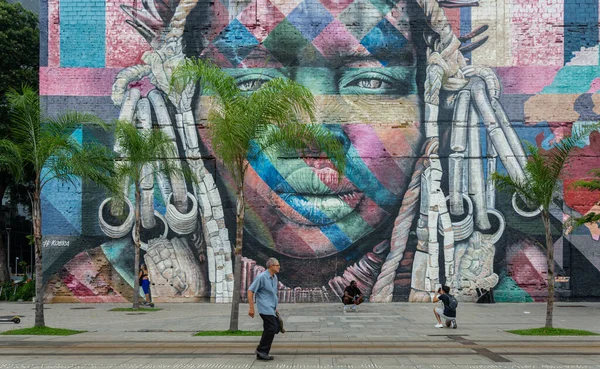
left=0, top=352, right=599, bottom=358
left=448, top=335, right=511, bottom=363
left=2, top=338, right=599, bottom=344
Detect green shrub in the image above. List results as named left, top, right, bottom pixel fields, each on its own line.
left=0, top=280, right=35, bottom=301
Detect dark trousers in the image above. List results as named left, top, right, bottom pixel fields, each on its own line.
left=257, top=314, right=279, bottom=355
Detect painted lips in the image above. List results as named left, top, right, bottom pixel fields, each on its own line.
left=273, top=166, right=365, bottom=226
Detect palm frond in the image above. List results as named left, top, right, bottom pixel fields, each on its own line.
left=492, top=171, right=537, bottom=207
left=571, top=212, right=600, bottom=228
left=44, top=111, right=108, bottom=133
left=256, top=123, right=346, bottom=176
left=109, top=120, right=195, bottom=199
left=546, top=123, right=600, bottom=179
left=571, top=168, right=600, bottom=191
left=43, top=142, right=115, bottom=190
left=171, top=57, right=346, bottom=184
left=0, top=139, right=24, bottom=181
left=6, top=87, right=40, bottom=157
left=248, top=78, right=316, bottom=127
left=171, top=58, right=241, bottom=110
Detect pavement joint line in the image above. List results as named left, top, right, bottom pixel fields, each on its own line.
left=1, top=342, right=599, bottom=348
left=447, top=335, right=511, bottom=363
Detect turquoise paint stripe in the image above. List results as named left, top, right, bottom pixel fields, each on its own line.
left=344, top=144, right=398, bottom=207
left=564, top=0, right=598, bottom=64
left=60, top=0, right=106, bottom=67
left=541, top=66, right=600, bottom=94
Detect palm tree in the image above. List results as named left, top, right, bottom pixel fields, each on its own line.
left=0, top=86, right=114, bottom=327
left=492, top=124, right=599, bottom=328
left=109, top=120, right=193, bottom=309
left=570, top=168, right=600, bottom=229
left=172, top=58, right=346, bottom=331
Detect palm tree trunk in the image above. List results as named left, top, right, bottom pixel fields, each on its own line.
left=133, top=184, right=141, bottom=309
left=0, top=183, right=11, bottom=283
left=33, top=180, right=45, bottom=327
left=229, top=186, right=245, bottom=331
left=542, top=210, right=555, bottom=328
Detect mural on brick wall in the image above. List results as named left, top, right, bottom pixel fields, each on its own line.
left=40, top=0, right=600, bottom=303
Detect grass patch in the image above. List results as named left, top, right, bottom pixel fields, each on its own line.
left=508, top=327, right=599, bottom=336
left=1, top=326, right=85, bottom=336
left=109, top=307, right=162, bottom=312
left=194, top=330, right=263, bottom=336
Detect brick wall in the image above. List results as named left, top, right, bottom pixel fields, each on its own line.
left=39, top=0, right=600, bottom=303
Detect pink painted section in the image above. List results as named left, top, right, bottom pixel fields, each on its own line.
left=587, top=78, right=600, bottom=93
left=312, top=20, right=367, bottom=60
left=510, top=0, right=564, bottom=66
left=496, top=66, right=561, bottom=94
left=105, top=0, right=151, bottom=68
left=40, top=67, right=120, bottom=96
left=506, top=240, right=548, bottom=302
left=48, top=0, right=60, bottom=67
left=238, top=0, right=286, bottom=42
left=128, top=76, right=156, bottom=98
left=444, top=8, right=461, bottom=39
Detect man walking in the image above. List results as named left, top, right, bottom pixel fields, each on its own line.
left=248, top=258, right=281, bottom=360
left=433, top=285, right=458, bottom=329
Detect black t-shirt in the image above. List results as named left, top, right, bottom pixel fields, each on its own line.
left=344, top=286, right=362, bottom=298
left=439, top=294, right=456, bottom=318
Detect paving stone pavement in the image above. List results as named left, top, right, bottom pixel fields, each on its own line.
left=0, top=302, right=599, bottom=368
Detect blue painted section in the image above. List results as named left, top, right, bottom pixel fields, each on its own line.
left=541, top=66, right=600, bottom=94
left=247, top=143, right=353, bottom=251
left=460, top=6, right=471, bottom=63
left=41, top=128, right=84, bottom=235
left=491, top=121, right=554, bottom=176
left=59, top=0, right=106, bottom=67
left=212, top=19, right=260, bottom=67
left=287, top=0, right=334, bottom=41
left=101, top=239, right=144, bottom=297
left=564, top=0, right=598, bottom=64
left=41, top=193, right=81, bottom=235
left=40, top=0, right=48, bottom=67
left=360, top=18, right=408, bottom=67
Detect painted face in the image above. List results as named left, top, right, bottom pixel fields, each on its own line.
left=190, top=0, right=423, bottom=260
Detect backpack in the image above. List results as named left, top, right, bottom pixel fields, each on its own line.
left=448, top=295, right=458, bottom=310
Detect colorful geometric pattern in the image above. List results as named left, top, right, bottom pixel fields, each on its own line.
left=40, top=0, right=600, bottom=303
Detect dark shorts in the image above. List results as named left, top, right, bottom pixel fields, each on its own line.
left=141, top=279, right=150, bottom=294
left=435, top=307, right=456, bottom=322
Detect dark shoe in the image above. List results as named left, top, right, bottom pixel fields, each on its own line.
left=445, top=320, right=452, bottom=327
left=451, top=320, right=457, bottom=329
left=255, top=350, right=273, bottom=360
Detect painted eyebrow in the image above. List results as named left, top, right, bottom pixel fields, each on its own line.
left=333, top=53, right=383, bottom=68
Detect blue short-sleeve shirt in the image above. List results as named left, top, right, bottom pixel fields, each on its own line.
left=248, top=270, right=278, bottom=316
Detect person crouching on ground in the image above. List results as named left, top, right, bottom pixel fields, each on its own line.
left=433, top=285, right=458, bottom=329
left=343, top=280, right=364, bottom=312
left=248, top=258, right=281, bottom=361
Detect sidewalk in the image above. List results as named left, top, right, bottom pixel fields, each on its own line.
left=0, top=301, right=599, bottom=368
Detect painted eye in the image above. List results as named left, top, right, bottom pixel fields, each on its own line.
left=341, top=73, right=397, bottom=93
left=238, top=78, right=269, bottom=92
left=355, top=79, right=390, bottom=89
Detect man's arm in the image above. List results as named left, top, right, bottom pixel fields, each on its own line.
left=248, top=290, right=255, bottom=318
left=432, top=293, right=440, bottom=303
